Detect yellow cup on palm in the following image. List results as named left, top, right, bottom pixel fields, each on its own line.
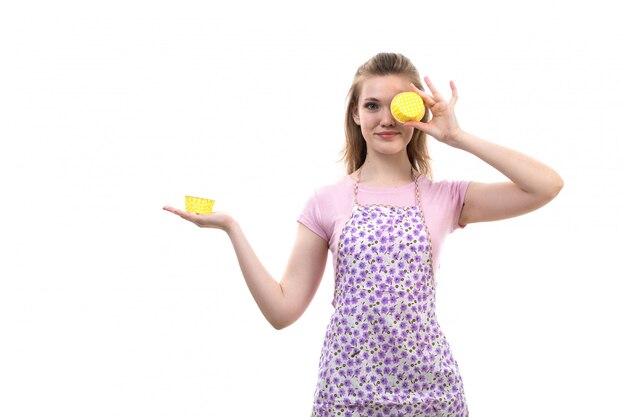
left=184, top=196, right=215, bottom=214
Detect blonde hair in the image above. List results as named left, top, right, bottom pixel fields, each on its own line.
left=342, top=52, right=431, bottom=177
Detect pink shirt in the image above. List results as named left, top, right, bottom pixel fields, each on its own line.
left=298, top=175, right=469, bottom=283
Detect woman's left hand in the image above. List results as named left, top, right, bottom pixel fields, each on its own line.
left=404, top=77, right=462, bottom=146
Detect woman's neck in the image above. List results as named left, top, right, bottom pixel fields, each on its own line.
left=356, top=155, right=415, bottom=187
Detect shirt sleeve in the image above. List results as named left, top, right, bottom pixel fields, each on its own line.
left=297, top=189, right=329, bottom=242
left=448, top=180, right=471, bottom=232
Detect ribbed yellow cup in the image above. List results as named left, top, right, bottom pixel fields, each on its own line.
left=184, top=196, right=215, bottom=214
left=390, top=92, right=425, bottom=123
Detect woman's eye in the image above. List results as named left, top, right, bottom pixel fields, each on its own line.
left=365, top=102, right=378, bottom=110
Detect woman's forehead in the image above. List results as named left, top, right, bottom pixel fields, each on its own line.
left=360, top=75, right=411, bottom=100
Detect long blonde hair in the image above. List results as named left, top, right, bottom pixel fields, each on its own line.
left=342, top=52, right=431, bottom=177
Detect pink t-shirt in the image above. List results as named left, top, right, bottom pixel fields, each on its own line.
left=298, top=175, right=470, bottom=283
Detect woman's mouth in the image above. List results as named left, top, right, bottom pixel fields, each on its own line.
left=376, top=132, right=398, bottom=140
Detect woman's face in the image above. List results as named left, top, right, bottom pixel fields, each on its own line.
left=353, top=74, right=415, bottom=158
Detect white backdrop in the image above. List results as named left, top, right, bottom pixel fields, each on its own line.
left=1, top=1, right=625, bottom=416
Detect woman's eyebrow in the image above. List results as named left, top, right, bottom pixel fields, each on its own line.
left=362, top=97, right=381, bottom=102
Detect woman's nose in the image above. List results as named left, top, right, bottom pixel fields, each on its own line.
left=380, top=106, right=396, bottom=127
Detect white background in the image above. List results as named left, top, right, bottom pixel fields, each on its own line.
left=1, top=1, right=624, bottom=416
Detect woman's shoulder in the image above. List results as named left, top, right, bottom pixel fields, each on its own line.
left=419, top=176, right=470, bottom=205
left=312, top=175, right=353, bottom=198
left=420, top=176, right=469, bottom=192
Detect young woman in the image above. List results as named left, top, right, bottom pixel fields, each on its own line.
left=164, top=52, right=563, bottom=417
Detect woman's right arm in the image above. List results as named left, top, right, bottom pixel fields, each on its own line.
left=163, top=207, right=328, bottom=330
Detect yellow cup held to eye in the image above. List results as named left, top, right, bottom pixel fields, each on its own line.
left=390, top=92, right=425, bottom=123
left=184, top=196, right=215, bottom=214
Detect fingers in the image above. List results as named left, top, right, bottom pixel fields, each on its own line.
left=424, top=76, right=445, bottom=101
left=163, top=206, right=195, bottom=222
left=403, top=120, right=429, bottom=132
left=413, top=78, right=458, bottom=108
left=449, top=80, right=458, bottom=107
left=163, top=206, right=183, bottom=216
left=409, top=83, right=436, bottom=108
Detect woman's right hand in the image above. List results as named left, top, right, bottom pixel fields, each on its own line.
left=162, top=206, right=235, bottom=232
left=163, top=204, right=329, bottom=330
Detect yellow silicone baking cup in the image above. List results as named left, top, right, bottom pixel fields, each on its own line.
left=390, top=92, right=425, bottom=123
left=184, top=196, right=215, bottom=214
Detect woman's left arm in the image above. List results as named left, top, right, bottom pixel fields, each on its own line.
left=450, top=131, right=564, bottom=225
left=406, top=77, right=564, bottom=225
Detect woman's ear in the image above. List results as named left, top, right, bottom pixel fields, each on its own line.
left=352, top=106, right=360, bottom=126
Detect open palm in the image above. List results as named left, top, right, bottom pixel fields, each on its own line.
left=163, top=206, right=234, bottom=231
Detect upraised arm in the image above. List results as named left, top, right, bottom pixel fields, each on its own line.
left=405, top=77, right=563, bottom=225
left=453, top=132, right=564, bottom=225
